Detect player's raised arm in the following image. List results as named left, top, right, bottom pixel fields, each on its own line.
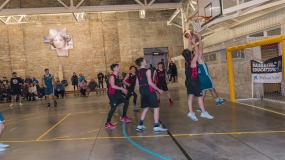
left=197, top=33, right=204, bottom=64
left=188, top=34, right=193, bottom=52
left=191, top=36, right=199, bottom=67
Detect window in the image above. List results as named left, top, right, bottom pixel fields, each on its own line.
left=203, top=52, right=217, bottom=62
left=267, top=28, right=281, bottom=36
left=249, top=32, right=264, bottom=37
left=232, top=50, right=245, bottom=59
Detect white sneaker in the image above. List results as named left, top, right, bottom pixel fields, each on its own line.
left=0, top=143, right=9, bottom=148
left=19, top=103, right=23, bottom=106
left=9, top=104, right=13, bottom=107
left=0, top=148, right=5, bottom=152
left=200, top=112, right=214, bottom=119
left=136, top=125, right=146, bottom=131
left=133, top=106, right=140, bottom=111
left=153, top=125, right=168, bottom=133
left=187, top=112, right=198, bottom=121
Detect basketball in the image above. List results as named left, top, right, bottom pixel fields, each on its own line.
left=184, top=30, right=194, bottom=38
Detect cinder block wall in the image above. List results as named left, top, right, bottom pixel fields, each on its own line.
left=0, top=10, right=184, bottom=87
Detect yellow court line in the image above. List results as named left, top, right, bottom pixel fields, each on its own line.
left=5, top=109, right=103, bottom=126
left=36, top=113, right=71, bottom=141
left=6, top=110, right=49, bottom=122
left=234, top=101, right=285, bottom=116
left=53, top=136, right=70, bottom=139
left=113, top=122, right=118, bottom=125
left=87, top=129, right=100, bottom=133
left=2, top=129, right=285, bottom=143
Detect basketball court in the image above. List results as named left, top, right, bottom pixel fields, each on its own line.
left=0, top=0, right=285, bottom=159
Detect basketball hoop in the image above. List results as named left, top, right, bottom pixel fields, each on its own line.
left=188, top=16, right=210, bottom=33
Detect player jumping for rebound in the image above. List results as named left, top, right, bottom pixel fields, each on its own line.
left=183, top=33, right=213, bottom=121
left=10, top=72, right=23, bottom=107
left=153, top=62, right=174, bottom=105
left=123, top=66, right=140, bottom=111
left=196, top=33, right=226, bottom=113
left=41, top=69, right=57, bottom=108
left=106, top=64, right=131, bottom=129
left=135, top=58, right=167, bottom=133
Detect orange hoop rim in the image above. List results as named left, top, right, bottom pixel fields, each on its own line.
left=187, top=16, right=211, bottom=22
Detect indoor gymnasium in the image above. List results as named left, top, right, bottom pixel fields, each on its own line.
left=0, top=0, right=285, bottom=160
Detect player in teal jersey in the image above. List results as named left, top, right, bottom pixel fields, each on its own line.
left=41, top=69, right=58, bottom=108
left=196, top=34, right=225, bottom=113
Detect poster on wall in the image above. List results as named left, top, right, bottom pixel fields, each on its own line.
left=251, top=56, right=282, bottom=83
left=48, top=28, right=73, bottom=57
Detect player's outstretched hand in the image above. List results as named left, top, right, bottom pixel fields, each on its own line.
left=196, top=33, right=202, bottom=40
left=44, top=85, right=47, bottom=88
left=191, top=35, right=196, bottom=43
left=157, top=89, right=164, bottom=94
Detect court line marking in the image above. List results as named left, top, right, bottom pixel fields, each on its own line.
left=234, top=101, right=285, bottom=116
left=5, top=109, right=104, bottom=126
left=36, top=113, right=71, bottom=141
left=122, top=122, right=171, bottom=160
left=53, top=136, right=70, bottom=139
left=9, top=123, right=24, bottom=131
left=2, top=129, right=285, bottom=143
left=5, top=110, right=48, bottom=122
left=87, top=129, right=100, bottom=133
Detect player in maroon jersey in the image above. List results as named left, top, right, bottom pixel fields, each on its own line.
left=105, top=64, right=132, bottom=129
left=123, top=66, right=140, bottom=111
left=153, top=63, right=174, bottom=105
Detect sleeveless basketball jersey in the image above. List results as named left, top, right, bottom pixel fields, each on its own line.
left=198, top=62, right=210, bottom=77
left=43, top=74, right=53, bottom=88
left=108, top=74, right=121, bottom=95
left=184, top=58, right=198, bottom=81
left=137, top=68, right=155, bottom=94
left=156, top=69, right=166, bottom=84
left=126, top=73, right=136, bottom=89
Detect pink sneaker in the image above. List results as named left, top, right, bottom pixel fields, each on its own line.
left=169, top=99, right=174, bottom=104
left=105, top=123, right=116, bottom=129
left=120, top=116, right=132, bottom=123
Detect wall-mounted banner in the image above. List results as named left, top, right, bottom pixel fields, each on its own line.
left=48, top=28, right=73, bottom=57
left=251, top=56, right=282, bottom=83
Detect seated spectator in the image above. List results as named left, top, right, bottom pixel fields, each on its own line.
left=38, top=85, right=45, bottom=99
left=78, top=80, right=88, bottom=96
left=28, top=83, right=37, bottom=101
left=0, top=86, right=3, bottom=102
left=2, top=77, right=9, bottom=85
left=87, top=79, right=98, bottom=97
left=32, top=77, right=39, bottom=84
left=2, top=84, right=11, bottom=101
left=55, top=81, right=65, bottom=99
left=22, top=82, right=30, bottom=100
left=61, top=77, right=68, bottom=87
left=25, top=76, right=33, bottom=84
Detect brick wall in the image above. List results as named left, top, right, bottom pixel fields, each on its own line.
left=0, top=10, right=183, bottom=88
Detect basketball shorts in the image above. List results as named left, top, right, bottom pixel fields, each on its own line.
left=12, top=88, right=22, bottom=95
left=45, top=87, right=54, bottom=96
left=156, top=83, right=168, bottom=91
left=141, top=92, right=159, bottom=108
left=0, top=112, right=5, bottom=123
left=199, top=75, right=215, bottom=91
left=185, top=79, right=203, bottom=97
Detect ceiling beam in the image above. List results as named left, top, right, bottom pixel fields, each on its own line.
left=135, top=0, right=144, bottom=6
left=57, top=0, right=69, bottom=9
left=0, top=3, right=182, bottom=16
left=0, top=0, right=10, bottom=11
left=223, top=0, right=269, bottom=15
left=76, top=0, right=85, bottom=9
left=148, top=0, right=155, bottom=6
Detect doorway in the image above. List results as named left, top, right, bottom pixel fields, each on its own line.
left=143, top=47, right=168, bottom=69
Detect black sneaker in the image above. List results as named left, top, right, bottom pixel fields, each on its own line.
left=54, top=101, right=57, bottom=108
left=47, top=103, right=51, bottom=108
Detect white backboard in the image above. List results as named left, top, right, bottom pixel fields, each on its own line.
left=198, top=0, right=222, bottom=25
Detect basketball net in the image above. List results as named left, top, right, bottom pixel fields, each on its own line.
left=188, top=16, right=210, bottom=33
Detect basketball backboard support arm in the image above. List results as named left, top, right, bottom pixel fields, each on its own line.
left=223, top=0, right=269, bottom=15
